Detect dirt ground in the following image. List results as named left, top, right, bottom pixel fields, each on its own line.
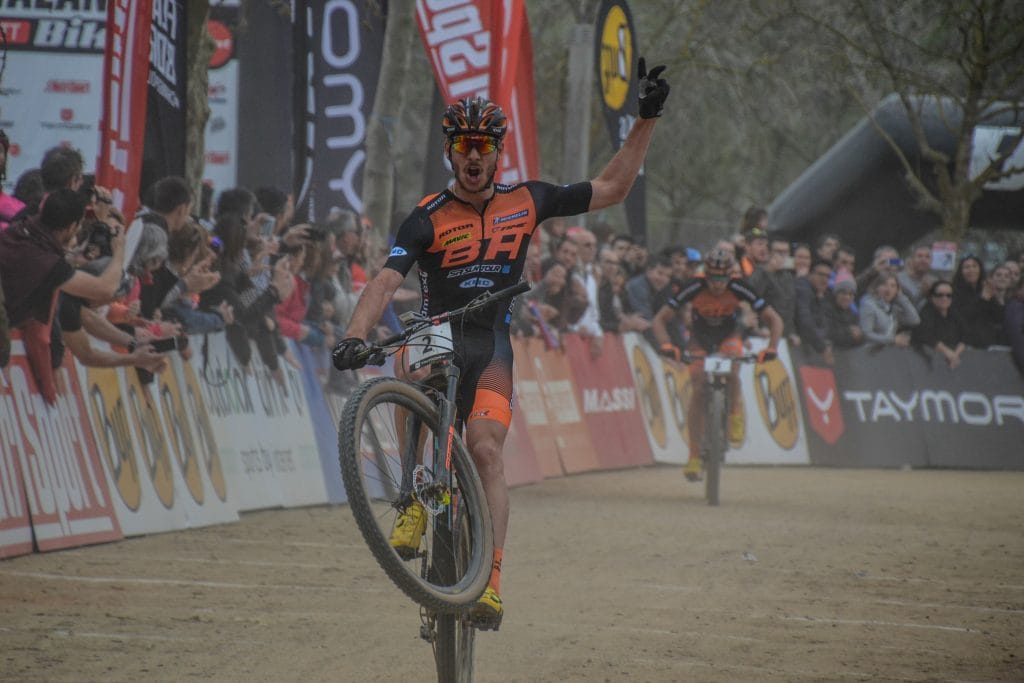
left=2, top=465, right=1023, bottom=683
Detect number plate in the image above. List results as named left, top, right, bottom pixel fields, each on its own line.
left=704, top=354, right=732, bottom=375
left=406, top=322, right=455, bottom=371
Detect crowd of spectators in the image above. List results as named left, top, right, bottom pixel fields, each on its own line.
left=2, top=131, right=1023, bottom=399
left=0, top=136, right=385, bottom=402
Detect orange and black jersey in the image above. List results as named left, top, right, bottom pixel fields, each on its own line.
left=667, top=276, right=766, bottom=337
left=383, top=180, right=592, bottom=326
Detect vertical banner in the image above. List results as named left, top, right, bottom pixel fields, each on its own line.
left=98, top=0, right=154, bottom=222
left=203, top=1, right=241, bottom=194
left=292, top=0, right=387, bottom=222
left=0, top=5, right=107, bottom=194
left=141, top=0, right=187, bottom=195
left=415, top=0, right=539, bottom=185
left=595, top=0, right=646, bottom=242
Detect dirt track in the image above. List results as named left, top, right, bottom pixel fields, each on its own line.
left=2, top=465, right=1023, bottom=682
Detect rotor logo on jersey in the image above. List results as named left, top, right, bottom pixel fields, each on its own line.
left=493, top=209, right=528, bottom=225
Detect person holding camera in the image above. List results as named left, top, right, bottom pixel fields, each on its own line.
left=855, top=244, right=904, bottom=298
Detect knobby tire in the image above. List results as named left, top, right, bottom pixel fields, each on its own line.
left=705, top=389, right=725, bottom=506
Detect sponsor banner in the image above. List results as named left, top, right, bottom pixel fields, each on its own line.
left=728, top=338, right=810, bottom=465
left=0, top=364, right=33, bottom=557
left=561, top=333, right=652, bottom=468
left=98, top=0, right=153, bottom=221
left=530, top=338, right=600, bottom=474
left=141, top=0, right=187, bottom=191
left=594, top=0, right=646, bottom=241
left=293, top=344, right=347, bottom=503
left=79, top=345, right=237, bottom=537
left=193, top=333, right=327, bottom=510
left=202, top=3, right=241, bottom=193
left=510, top=336, right=563, bottom=478
left=414, top=0, right=539, bottom=185
left=292, top=0, right=386, bottom=220
left=0, top=4, right=106, bottom=194
left=621, top=332, right=689, bottom=464
left=796, top=346, right=1024, bottom=469
left=2, top=340, right=122, bottom=552
left=503, top=399, right=544, bottom=487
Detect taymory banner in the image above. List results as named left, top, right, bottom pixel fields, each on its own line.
left=292, top=0, right=387, bottom=221
left=594, top=0, right=646, bottom=243
left=415, top=0, right=540, bottom=185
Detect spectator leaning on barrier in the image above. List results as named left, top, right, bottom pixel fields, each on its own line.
left=826, top=277, right=863, bottom=349
left=568, top=228, right=605, bottom=357
left=951, top=254, right=985, bottom=320
left=858, top=272, right=920, bottom=348
left=1005, top=276, right=1024, bottom=374
left=597, top=246, right=651, bottom=334
left=795, top=258, right=836, bottom=364
left=161, top=222, right=232, bottom=334
left=912, top=279, right=968, bottom=368
left=964, top=263, right=1011, bottom=349
left=762, top=236, right=800, bottom=348
left=0, top=188, right=126, bottom=401
left=898, top=243, right=937, bottom=310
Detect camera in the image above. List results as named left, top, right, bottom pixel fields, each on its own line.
left=83, top=221, right=115, bottom=259
left=259, top=215, right=276, bottom=237
left=306, top=226, right=328, bottom=241
left=888, top=257, right=904, bottom=267
left=150, top=336, right=188, bottom=353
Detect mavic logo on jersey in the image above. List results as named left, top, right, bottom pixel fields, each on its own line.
left=460, top=277, right=495, bottom=289
left=493, top=209, right=528, bottom=225
left=442, top=232, right=471, bottom=247
left=390, top=246, right=407, bottom=257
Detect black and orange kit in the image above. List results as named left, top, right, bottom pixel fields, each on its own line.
left=383, top=180, right=592, bottom=427
left=667, top=276, right=766, bottom=354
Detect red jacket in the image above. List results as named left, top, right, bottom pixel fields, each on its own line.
left=274, top=275, right=310, bottom=340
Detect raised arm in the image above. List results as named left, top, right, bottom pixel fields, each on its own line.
left=588, top=58, right=669, bottom=211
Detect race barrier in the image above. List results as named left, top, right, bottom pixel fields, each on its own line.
left=2, top=329, right=1020, bottom=559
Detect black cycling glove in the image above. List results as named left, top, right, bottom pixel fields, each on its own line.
left=638, top=57, right=670, bottom=119
left=332, top=337, right=369, bottom=371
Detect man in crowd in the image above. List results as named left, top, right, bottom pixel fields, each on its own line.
left=898, top=243, right=936, bottom=309
left=795, top=259, right=836, bottom=365
left=568, top=227, right=605, bottom=357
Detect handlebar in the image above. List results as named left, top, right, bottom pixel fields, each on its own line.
left=356, top=281, right=532, bottom=365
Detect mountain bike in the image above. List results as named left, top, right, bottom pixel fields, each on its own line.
left=337, top=281, right=530, bottom=682
left=686, top=352, right=758, bottom=506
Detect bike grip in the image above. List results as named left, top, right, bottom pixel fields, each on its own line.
left=502, top=281, right=532, bottom=298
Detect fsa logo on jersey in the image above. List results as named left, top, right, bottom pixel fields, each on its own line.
left=493, top=209, right=528, bottom=225
left=390, top=246, right=408, bottom=257
left=442, top=232, right=471, bottom=247
left=460, top=277, right=495, bottom=289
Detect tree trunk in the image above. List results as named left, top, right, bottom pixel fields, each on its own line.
left=361, top=6, right=415, bottom=249
left=186, top=0, right=213, bottom=205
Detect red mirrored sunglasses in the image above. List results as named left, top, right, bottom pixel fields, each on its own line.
left=450, top=134, right=498, bottom=155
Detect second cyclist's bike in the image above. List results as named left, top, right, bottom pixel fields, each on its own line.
left=337, top=281, right=529, bottom=682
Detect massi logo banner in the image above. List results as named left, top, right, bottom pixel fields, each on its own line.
left=292, top=0, right=386, bottom=221
left=415, top=0, right=540, bottom=185
left=594, top=0, right=646, bottom=243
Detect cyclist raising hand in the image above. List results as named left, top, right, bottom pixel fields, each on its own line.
left=333, top=59, right=670, bottom=628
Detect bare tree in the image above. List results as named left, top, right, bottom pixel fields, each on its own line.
left=185, top=0, right=213, bottom=204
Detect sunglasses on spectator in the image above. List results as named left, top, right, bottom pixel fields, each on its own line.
left=450, top=135, right=498, bottom=155
left=932, top=291, right=953, bottom=298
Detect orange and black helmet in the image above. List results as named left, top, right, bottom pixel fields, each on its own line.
left=704, top=247, right=734, bottom=277
left=441, top=97, right=507, bottom=140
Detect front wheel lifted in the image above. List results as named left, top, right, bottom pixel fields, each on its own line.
left=339, top=377, right=493, bottom=612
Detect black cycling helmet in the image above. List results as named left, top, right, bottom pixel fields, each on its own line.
left=704, top=247, right=734, bottom=277
left=441, top=97, right=507, bottom=140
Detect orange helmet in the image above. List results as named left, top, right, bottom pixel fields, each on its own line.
left=704, top=247, right=734, bottom=277
left=441, top=97, right=507, bottom=140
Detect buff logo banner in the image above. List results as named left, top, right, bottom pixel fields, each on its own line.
left=141, top=0, right=187, bottom=191
left=415, top=0, right=540, bottom=186
left=594, top=0, right=647, bottom=243
left=0, top=4, right=107, bottom=195
left=292, top=1, right=386, bottom=221
left=97, top=0, right=154, bottom=223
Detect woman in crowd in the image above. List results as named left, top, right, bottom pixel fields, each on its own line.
left=597, top=247, right=651, bottom=335
left=912, top=280, right=968, bottom=368
left=965, top=263, right=1012, bottom=348
left=858, top=272, right=920, bottom=347
left=951, top=255, right=985, bottom=317
left=792, top=242, right=812, bottom=278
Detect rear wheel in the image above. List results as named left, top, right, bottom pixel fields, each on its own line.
left=705, top=388, right=725, bottom=506
left=339, top=377, right=493, bottom=612
left=432, top=507, right=477, bottom=682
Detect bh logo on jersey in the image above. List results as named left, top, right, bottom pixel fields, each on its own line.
left=798, top=366, right=845, bottom=444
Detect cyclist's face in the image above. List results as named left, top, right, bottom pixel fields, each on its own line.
left=448, top=135, right=501, bottom=195
left=707, top=275, right=729, bottom=293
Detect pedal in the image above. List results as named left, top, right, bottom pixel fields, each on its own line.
left=419, top=623, right=435, bottom=643
left=393, top=546, right=422, bottom=561
left=467, top=610, right=502, bottom=632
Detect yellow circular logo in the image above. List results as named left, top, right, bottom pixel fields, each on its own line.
left=125, top=369, right=175, bottom=509
left=86, top=367, right=141, bottom=511
left=599, top=5, right=633, bottom=111
left=159, top=371, right=204, bottom=505
left=181, top=362, right=227, bottom=502
left=753, top=359, right=799, bottom=449
left=632, top=345, right=666, bottom=448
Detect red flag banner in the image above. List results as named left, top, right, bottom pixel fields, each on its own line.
left=97, top=0, right=153, bottom=222
left=415, top=0, right=538, bottom=184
